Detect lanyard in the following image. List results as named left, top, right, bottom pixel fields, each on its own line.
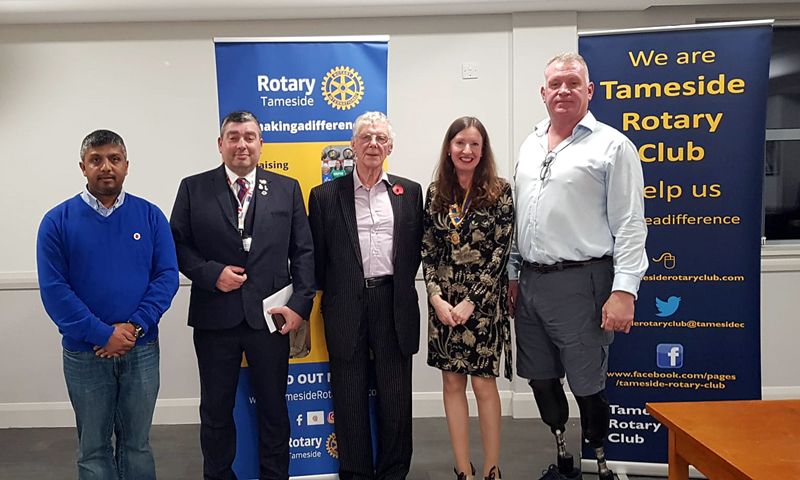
left=228, top=177, right=253, bottom=235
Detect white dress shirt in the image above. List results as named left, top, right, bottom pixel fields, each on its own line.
left=80, top=188, right=126, bottom=217
left=224, top=165, right=257, bottom=212
left=353, top=166, right=395, bottom=278
left=508, top=111, right=648, bottom=296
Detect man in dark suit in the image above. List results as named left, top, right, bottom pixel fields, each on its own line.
left=308, top=111, right=423, bottom=480
left=170, top=111, right=315, bottom=480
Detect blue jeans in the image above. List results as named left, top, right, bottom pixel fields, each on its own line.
left=63, top=339, right=160, bottom=480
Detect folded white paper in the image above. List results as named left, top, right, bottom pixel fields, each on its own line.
left=262, top=284, right=293, bottom=333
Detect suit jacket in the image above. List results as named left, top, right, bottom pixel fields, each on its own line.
left=170, top=164, right=315, bottom=330
left=308, top=173, right=423, bottom=360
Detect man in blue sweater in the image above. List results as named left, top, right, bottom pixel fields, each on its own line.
left=37, top=129, right=179, bottom=480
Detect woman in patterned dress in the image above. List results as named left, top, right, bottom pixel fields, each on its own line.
left=422, top=116, right=514, bottom=480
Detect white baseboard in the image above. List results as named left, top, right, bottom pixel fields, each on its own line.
left=583, top=460, right=704, bottom=478
left=509, top=386, right=800, bottom=419
left=0, top=401, right=76, bottom=428
left=0, top=392, right=516, bottom=428
left=2, top=386, right=797, bottom=429
left=0, top=398, right=200, bottom=429
left=761, top=386, right=800, bottom=399
left=509, top=390, right=579, bottom=419
left=0, top=390, right=528, bottom=428
left=151, top=398, right=200, bottom=425
left=410, top=390, right=515, bottom=418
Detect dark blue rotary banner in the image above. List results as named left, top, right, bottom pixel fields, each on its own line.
left=579, top=22, right=771, bottom=470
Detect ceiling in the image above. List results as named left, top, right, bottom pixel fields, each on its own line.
left=0, top=0, right=794, bottom=25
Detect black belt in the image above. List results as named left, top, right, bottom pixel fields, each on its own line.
left=364, top=275, right=393, bottom=288
left=523, top=256, right=611, bottom=274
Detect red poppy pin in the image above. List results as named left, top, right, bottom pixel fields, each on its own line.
left=392, top=183, right=404, bottom=196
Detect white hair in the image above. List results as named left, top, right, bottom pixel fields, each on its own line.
left=352, top=111, right=395, bottom=143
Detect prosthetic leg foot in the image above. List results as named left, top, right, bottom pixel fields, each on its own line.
left=575, top=391, right=614, bottom=479
left=554, top=429, right=582, bottom=479
left=530, top=379, right=584, bottom=480
left=556, top=452, right=573, bottom=474
left=594, top=446, right=614, bottom=480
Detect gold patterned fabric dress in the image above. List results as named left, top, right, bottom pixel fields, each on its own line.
left=422, top=180, right=514, bottom=379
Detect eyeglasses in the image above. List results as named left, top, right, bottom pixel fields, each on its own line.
left=540, top=152, right=556, bottom=181
left=358, top=133, right=391, bottom=146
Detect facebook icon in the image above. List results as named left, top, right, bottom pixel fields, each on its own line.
left=656, top=343, right=684, bottom=368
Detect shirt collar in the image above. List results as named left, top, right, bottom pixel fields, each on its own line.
left=224, top=164, right=257, bottom=188
left=534, top=110, right=597, bottom=138
left=353, top=165, right=390, bottom=191
left=80, top=187, right=125, bottom=215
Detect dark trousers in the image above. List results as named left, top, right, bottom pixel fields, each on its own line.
left=328, top=283, right=413, bottom=480
left=194, top=322, right=290, bottom=480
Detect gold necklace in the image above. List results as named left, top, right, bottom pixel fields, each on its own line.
left=447, top=187, right=471, bottom=245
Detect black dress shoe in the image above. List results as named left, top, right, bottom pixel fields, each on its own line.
left=538, top=464, right=583, bottom=480
left=598, top=469, right=615, bottom=480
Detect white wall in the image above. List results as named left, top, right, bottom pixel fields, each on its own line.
left=0, top=14, right=517, bottom=427
left=1, top=3, right=799, bottom=428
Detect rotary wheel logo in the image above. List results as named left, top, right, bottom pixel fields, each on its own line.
left=325, top=433, right=338, bottom=459
left=321, top=66, right=365, bottom=110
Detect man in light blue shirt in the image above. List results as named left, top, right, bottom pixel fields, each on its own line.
left=508, top=53, right=647, bottom=480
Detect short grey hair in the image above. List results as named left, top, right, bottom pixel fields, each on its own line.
left=80, top=129, right=127, bottom=160
left=220, top=111, right=261, bottom=139
left=545, top=52, right=591, bottom=82
left=352, top=111, right=395, bottom=143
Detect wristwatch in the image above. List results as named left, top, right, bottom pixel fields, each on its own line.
left=129, top=322, right=144, bottom=339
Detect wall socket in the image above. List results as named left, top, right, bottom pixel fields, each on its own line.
left=461, top=62, right=479, bottom=80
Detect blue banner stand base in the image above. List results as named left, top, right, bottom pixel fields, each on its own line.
left=580, top=460, right=705, bottom=478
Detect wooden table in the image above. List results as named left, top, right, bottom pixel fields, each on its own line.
left=647, top=399, right=800, bottom=480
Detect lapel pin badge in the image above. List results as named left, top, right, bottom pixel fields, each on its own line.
left=392, top=183, right=404, bottom=196
left=133, top=232, right=141, bottom=241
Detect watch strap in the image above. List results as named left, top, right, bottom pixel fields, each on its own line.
left=128, top=321, right=144, bottom=338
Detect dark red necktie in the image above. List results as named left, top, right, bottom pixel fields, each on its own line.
left=236, top=178, right=249, bottom=205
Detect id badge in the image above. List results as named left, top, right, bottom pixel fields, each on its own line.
left=242, top=236, right=252, bottom=252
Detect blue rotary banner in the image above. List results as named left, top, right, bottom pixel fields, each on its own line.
left=214, top=37, right=388, bottom=479
left=215, top=39, right=388, bottom=143
left=579, top=22, right=771, bottom=470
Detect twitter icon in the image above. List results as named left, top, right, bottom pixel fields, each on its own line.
left=655, top=296, right=681, bottom=317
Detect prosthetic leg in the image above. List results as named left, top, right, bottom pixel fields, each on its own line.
left=529, top=379, right=581, bottom=479
left=575, top=390, right=614, bottom=480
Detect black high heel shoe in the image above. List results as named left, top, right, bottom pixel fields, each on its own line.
left=484, top=465, right=501, bottom=480
left=454, top=462, right=476, bottom=480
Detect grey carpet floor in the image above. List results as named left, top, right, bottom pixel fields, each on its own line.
left=0, top=418, right=664, bottom=479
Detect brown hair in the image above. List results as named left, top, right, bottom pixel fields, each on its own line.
left=431, top=116, right=503, bottom=213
